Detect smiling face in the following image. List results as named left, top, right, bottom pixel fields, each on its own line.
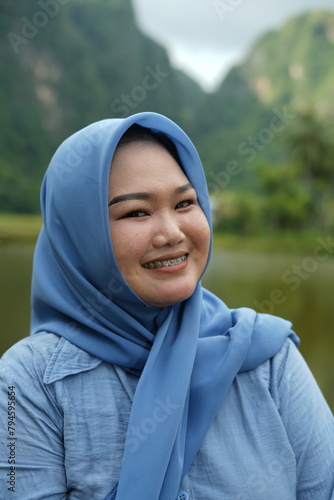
left=108, top=140, right=210, bottom=307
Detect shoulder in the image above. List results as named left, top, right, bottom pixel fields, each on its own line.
left=249, top=337, right=323, bottom=396
left=0, top=332, right=102, bottom=388
left=1, top=333, right=60, bottom=386
left=237, top=337, right=298, bottom=386
left=233, top=337, right=333, bottom=440
left=269, top=338, right=333, bottom=420
left=270, top=336, right=299, bottom=382
left=268, top=337, right=320, bottom=401
left=237, top=337, right=327, bottom=411
left=254, top=338, right=333, bottom=444
left=2, top=332, right=61, bottom=365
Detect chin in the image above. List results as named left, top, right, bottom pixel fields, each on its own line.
left=146, top=283, right=197, bottom=308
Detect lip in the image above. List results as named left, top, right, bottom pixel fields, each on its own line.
left=142, top=252, right=189, bottom=270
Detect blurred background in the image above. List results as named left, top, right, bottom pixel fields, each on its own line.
left=0, top=0, right=333, bottom=410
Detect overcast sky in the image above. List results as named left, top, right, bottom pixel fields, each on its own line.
left=132, top=0, right=334, bottom=91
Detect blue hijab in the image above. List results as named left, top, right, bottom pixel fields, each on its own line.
left=31, top=112, right=299, bottom=500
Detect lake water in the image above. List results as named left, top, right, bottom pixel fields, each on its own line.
left=0, top=243, right=333, bottom=411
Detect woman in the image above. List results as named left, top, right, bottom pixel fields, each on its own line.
left=0, top=112, right=333, bottom=499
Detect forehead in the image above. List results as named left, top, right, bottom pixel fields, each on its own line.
left=109, top=141, right=189, bottom=194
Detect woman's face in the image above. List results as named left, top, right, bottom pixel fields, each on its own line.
left=108, top=140, right=210, bottom=307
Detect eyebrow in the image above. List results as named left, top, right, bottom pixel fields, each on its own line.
left=108, top=182, right=194, bottom=207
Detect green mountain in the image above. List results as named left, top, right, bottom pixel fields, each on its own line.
left=0, top=0, right=204, bottom=212
left=1, top=5, right=334, bottom=213
left=194, top=10, right=334, bottom=189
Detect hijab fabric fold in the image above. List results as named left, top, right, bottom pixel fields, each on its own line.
left=31, top=112, right=299, bottom=500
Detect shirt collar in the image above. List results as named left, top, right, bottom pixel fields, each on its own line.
left=43, top=336, right=102, bottom=384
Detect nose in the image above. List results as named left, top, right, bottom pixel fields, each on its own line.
left=151, top=213, right=184, bottom=248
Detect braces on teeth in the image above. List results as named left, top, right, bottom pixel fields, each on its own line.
left=143, top=255, right=187, bottom=269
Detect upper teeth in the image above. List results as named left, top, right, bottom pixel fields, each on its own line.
left=143, top=255, right=187, bottom=269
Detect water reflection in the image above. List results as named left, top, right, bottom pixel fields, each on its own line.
left=0, top=244, right=34, bottom=351
left=0, top=244, right=333, bottom=411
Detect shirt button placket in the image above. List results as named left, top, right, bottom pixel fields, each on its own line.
left=177, top=492, right=189, bottom=500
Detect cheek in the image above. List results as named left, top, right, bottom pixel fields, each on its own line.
left=190, top=212, right=211, bottom=252
left=196, top=221, right=211, bottom=277
left=109, top=222, right=147, bottom=267
left=109, top=224, right=130, bottom=267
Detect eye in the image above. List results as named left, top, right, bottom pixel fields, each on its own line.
left=122, top=210, right=149, bottom=219
left=175, top=200, right=194, bottom=210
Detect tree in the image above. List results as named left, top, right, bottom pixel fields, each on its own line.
left=285, top=107, right=334, bottom=228
left=286, top=108, right=334, bottom=188
left=257, top=162, right=313, bottom=231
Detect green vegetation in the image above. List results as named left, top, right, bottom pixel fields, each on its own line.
left=212, top=107, right=334, bottom=236
left=1, top=3, right=334, bottom=237
left=0, top=0, right=203, bottom=212
left=195, top=10, right=334, bottom=237
left=0, top=213, right=42, bottom=244
left=212, top=230, right=332, bottom=256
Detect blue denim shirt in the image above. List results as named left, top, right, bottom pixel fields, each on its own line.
left=0, top=332, right=333, bottom=499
